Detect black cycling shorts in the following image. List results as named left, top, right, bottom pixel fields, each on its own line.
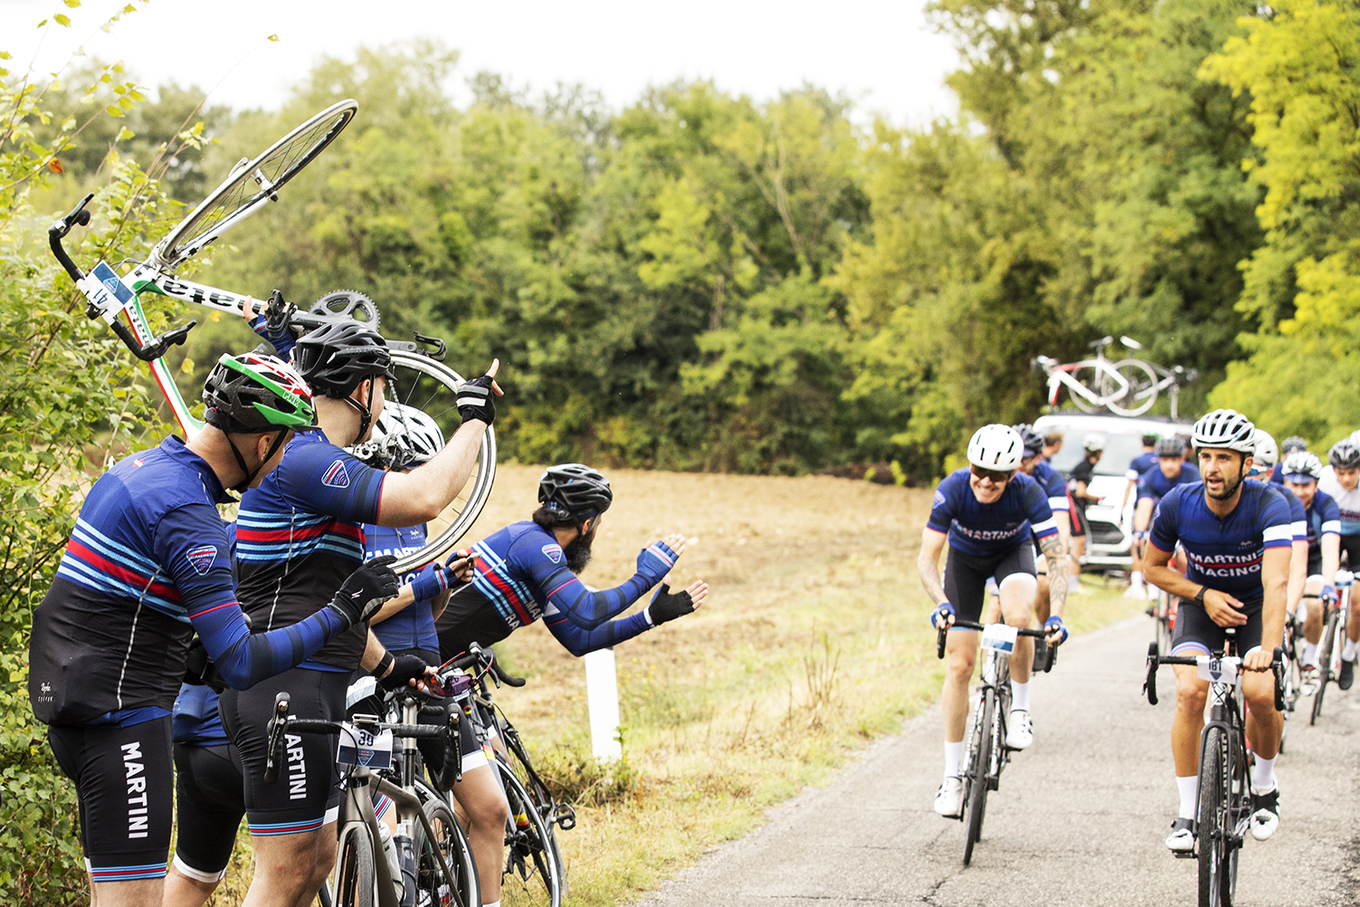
left=1341, top=534, right=1360, bottom=569
left=1307, top=547, right=1323, bottom=579
left=1070, top=503, right=1089, bottom=539
left=943, top=545, right=1037, bottom=623
left=172, top=742, right=244, bottom=880
left=220, top=666, right=348, bottom=836
left=48, top=716, right=173, bottom=884
left=1171, top=600, right=1264, bottom=657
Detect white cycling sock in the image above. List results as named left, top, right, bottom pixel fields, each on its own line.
left=1303, top=641, right=1319, bottom=666
left=1251, top=755, right=1277, bottom=794
left=484, top=900, right=501, bottom=907
left=1177, top=775, right=1198, bottom=820
left=1131, top=571, right=1144, bottom=586
left=1344, top=638, right=1358, bottom=662
left=944, top=740, right=963, bottom=778
left=1011, top=680, right=1031, bottom=713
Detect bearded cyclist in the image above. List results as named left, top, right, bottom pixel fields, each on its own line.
left=918, top=425, right=1068, bottom=817
left=1145, top=409, right=1291, bottom=852
left=27, top=355, right=399, bottom=907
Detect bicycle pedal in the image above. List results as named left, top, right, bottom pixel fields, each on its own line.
left=557, top=804, right=577, bottom=831
left=1172, top=849, right=1197, bottom=860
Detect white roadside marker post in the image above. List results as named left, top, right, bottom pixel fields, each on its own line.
left=584, top=647, right=622, bottom=763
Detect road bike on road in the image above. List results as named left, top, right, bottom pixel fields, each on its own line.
left=937, top=619, right=1054, bottom=866
left=1310, top=570, right=1352, bottom=725
left=1143, top=632, right=1284, bottom=907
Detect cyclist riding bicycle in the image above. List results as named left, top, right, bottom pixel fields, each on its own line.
left=1013, top=424, right=1071, bottom=651
left=1128, top=438, right=1201, bottom=599
left=1121, top=433, right=1160, bottom=512
left=1272, top=436, right=1309, bottom=485
left=1281, top=451, right=1344, bottom=693
left=1320, top=438, right=1360, bottom=688
left=1144, top=409, right=1291, bottom=852
left=917, top=425, right=1068, bottom=818
left=1246, top=431, right=1308, bottom=631
left=219, top=320, right=502, bottom=907
left=27, top=354, right=400, bottom=905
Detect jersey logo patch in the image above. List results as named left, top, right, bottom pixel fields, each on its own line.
left=542, top=544, right=563, bottom=564
left=186, top=545, right=218, bottom=576
left=933, top=491, right=946, bottom=508
left=322, top=460, right=351, bottom=488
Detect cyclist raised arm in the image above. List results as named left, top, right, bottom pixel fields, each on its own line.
left=917, top=425, right=1066, bottom=819
left=26, top=355, right=397, bottom=906
left=1320, top=439, right=1360, bottom=687
left=1143, top=409, right=1292, bottom=853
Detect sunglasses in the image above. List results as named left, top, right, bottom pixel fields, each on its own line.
left=970, top=465, right=1014, bottom=485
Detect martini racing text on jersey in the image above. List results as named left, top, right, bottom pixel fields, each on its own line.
left=926, top=469, right=1058, bottom=557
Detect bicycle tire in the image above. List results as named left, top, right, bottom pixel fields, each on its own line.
left=335, top=824, right=377, bottom=907
left=384, top=349, right=498, bottom=575
left=498, top=731, right=567, bottom=898
left=151, top=100, right=358, bottom=271
left=1066, top=365, right=1104, bottom=414
left=1155, top=592, right=1174, bottom=657
left=1108, top=359, right=1159, bottom=416
left=414, top=794, right=480, bottom=907
left=1311, top=607, right=1338, bottom=725
left=963, top=684, right=995, bottom=866
left=1196, top=727, right=1228, bottom=907
left=498, top=761, right=563, bottom=907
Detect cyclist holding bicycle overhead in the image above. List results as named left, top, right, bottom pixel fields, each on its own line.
left=1280, top=451, right=1343, bottom=693
left=1320, top=439, right=1360, bottom=688
left=1144, top=409, right=1292, bottom=852
left=918, top=425, right=1068, bottom=817
left=220, top=320, right=502, bottom=907
left=26, top=355, right=399, bottom=907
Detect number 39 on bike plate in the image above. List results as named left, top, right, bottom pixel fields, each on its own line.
left=338, top=724, right=394, bottom=770
left=980, top=624, right=1019, bottom=654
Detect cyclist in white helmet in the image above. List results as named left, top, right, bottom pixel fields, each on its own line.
left=918, top=425, right=1068, bottom=818
left=1246, top=430, right=1308, bottom=642
left=1320, top=438, right=1360, bottom=688
left=1282, top=450, right=1343, bottom=693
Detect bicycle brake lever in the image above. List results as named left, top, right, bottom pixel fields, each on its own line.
left=264, top=692, right=291, bottom=784
left=49, top=193, right=95, bottom=282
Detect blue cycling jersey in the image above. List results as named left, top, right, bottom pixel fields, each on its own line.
left=1319, top=467, right=1360, bottom=535
left=1269, top=463, right=1285, bottom=486
left=1137, top=463, right=1201, bottom=503
left=364, top=523, right=439, bottom=653
left=1032, top=461, right=1070, bottom=515
left=926, top=469, right=1058, bottom=558
left=236, top=430, right=386, bottom=672
left=1256, top=480, right=1307, bottom=542
left=1126, top=451, right=1159, bottom=482
left=28, top=436, right=348, bottom=727
left=1300, top=487, right=1342, bottom=555
left=1149, top=481, right=1293, bottom=607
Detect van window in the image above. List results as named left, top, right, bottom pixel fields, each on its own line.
left=1047, top=428, right=1148, bottom=478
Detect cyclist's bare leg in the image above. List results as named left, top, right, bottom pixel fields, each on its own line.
left=92, top=878, right=162, bottom=907
left=1302, top=578, right=1324, bottom=648
left=1242, top=669, right=1282, bottom=760
left=942, top=629, right=981, bottom=744
left=1171, top=664, right=1210, bottom=776
left=162, top=866, right=218, bottom=907
left=1348, top=594, right=1360, bottom=645
left=239, top=823, right=336, bottom=907
left=452, top=761, right=511, bottom=905
left=1000, top=576, right=1037, bottom=684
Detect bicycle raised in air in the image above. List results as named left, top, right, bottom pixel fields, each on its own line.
left=936, top=619, right=1055, bottom=866
left=1143, top=631, right=1284, bottom=907
left=47, top=99, right=496, bottom=574
left=1032, top=335, right=1156, bottom=416
left=1309, top=570, right=1352, bottom=725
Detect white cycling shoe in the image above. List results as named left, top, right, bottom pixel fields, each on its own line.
left=933, top=776, right=964, bottom=818
left=1250, top=789, right=1280, bottom=841
left=1006, top=710, right=1034, bottom=750
left=1165, top=817, right=1195, bottom=852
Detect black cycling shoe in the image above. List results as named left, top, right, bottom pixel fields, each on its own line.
left=1340, top=657, right=1355, bottom=691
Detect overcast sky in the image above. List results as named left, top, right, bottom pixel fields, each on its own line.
left=0, top=0, right=960, bottom=126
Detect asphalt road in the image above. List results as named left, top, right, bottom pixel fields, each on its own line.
left=634, top=615, right=1360, bottom=907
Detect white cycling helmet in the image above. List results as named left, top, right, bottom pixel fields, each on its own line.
left=352, top=401, right=445, bottom=470
left=1281, top=451, right=1324, bottom=482
left=1083, top=433, right=1106, bottom=452
left=1192, top=408, right=1256, bottom=453
left=1349, top=428, right=1360, bottom=448
left=967, top=424, right=1025, bottom=471
left=1251, top=429, right=1279, bottom=469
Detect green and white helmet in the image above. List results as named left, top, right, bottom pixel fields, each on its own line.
left=202, top=352, right=319, bottom=434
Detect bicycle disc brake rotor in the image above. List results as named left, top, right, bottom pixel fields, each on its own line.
left=308, top=289, right=381, bottom=330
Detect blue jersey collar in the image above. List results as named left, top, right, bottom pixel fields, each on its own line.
left=159, top=435, right=233, bottom=505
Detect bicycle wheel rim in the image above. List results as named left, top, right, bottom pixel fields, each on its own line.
left=335, top=824, right=377, bottom=907
left=1066, top=366, right=1103, bottom=414
left=1197, top=728, right=1226, bottom=907
left=963, top=686, right=994, bottom=865
left=152, top=99, right=358, bottom=270
left=1108, top=359, right=1159, bottom=416
left=498, top=736, right=567, bottom=897
left=383, top=349, right=498, bottom=574
left=417, top=795, right=478, bottom=907
left=499, top=763, right=563, bottom=907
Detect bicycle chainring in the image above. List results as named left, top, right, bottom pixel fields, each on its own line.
left=308, top=289, right=381, bottom=330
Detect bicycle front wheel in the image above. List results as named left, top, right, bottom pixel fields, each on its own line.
left=1312, top=608, right=1339, bottom=725
left=385, top=349, right=498, bottom=575
left=152, top=100, right=358, bottom=271
left=334, top=824, right=377, bottom=907
left=416, top=793, right=481, bottom=907
left=498, top=728, right=568, bottom=898
left=1107, top=359, right=1158, bottom=416
left=499, top=762, right=563, bottom=907
left=963, top=684, right=995, bottom=866
left=1065, top=365, right=1105, bottom=414
left=1196, top=727, right=1228, bottom=907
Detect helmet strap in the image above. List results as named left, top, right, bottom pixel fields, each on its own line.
left=341, top=377, right=377, bottom=446
left=226, top=429, right=288, bottom=494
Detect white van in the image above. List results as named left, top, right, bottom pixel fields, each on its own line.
left=1032, top=412, right=1195, bottom=570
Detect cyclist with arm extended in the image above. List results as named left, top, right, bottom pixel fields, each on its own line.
left=1281, top=451, right=1343, bottom=693
left=918, top=425, right=1068, bottom=818
left=1320, top=439, right=1360, bottom=688
left=1014, top=424, right=1071, bottom=643
left=220, top=319, right=501, bottom=907
left=1144, top=409, right=1291, bottom=853
left=26, top=355, right=398, bottom=907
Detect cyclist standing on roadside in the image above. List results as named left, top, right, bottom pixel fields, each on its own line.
left=1067, top=435, right=1105, bottom=595
left=27, top=355, right=399, bottom=907
left=1144, top=409, right=1291, bottom=852
left=918, top=425, right=1068, bottom=818
left=1127, top=438, right=1201, bottom=600
left=1280, top=451, right=1343, bottom=694
left=220, top=320, right=502, bottom=907
left=1320, top=439, right=1360, bottom=688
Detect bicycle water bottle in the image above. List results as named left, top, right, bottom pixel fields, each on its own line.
left=378, top=821, right=403, bottom=900
left=395, top=831, right=417, bottom=907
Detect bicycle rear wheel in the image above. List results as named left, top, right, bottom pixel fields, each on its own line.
left=1196, top=727, right=1228, bottom=907
left=152, top=100, right=358, bottom=270
left=1108, top=359, right=1158, bottom=416
left=963, top=683, right=995, bottom=866
left=1066, top=365, right=1104, bottom=414
left=498, top=727, right=568, bottom=898
left=415, top=793, right=480, bottom=907
left=1311, top=608, right=1338, bottom=725
left=334, top=825, right=377, bottom=907
left=383, top=349, right=497, bottom=575
left=498, top=761, right=563, bottom=907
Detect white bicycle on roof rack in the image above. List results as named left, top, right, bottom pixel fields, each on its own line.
left=47, top=98, right=496, bottom=575
left=1032, top=335, right=1159, bottom=417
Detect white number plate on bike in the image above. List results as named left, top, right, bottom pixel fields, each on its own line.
left=1196, top=655, right=1238, bottom=684
left=980, top=623, right=1019, bottom=653
left=337, top=723, right=394, bottom=769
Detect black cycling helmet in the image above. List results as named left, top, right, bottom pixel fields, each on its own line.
left=291, top=319, right=395, bottom=399
left=1329, top=439, right=1360, bottom=470
left=202, top=353, right=319, bottom=434
left=1011, top=423, right=1043, bottom=457
left=1281, top=435, right=1308, bottom=456
left=538, top=464, right=613, bottom=520
left=1155, top=436, right=1186, bottom=457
